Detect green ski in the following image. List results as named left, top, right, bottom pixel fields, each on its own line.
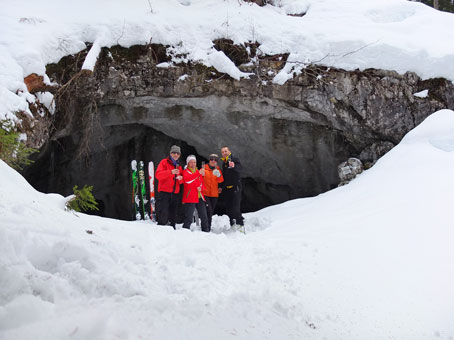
left=131, top=160, right=141, bottom=220
left=138, top=161, right=150, bottom=220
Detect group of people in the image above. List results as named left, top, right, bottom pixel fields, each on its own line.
left=154, top=145, right=244, bottom=232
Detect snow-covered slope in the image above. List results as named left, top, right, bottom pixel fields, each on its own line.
left=2, top=0, right=454, bottom=120
left=1, top=110, right=453, bottom=339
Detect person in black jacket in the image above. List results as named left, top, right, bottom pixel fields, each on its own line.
left=220, top=146, right=244, bottom=227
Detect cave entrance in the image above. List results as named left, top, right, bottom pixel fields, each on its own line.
left=22, top=123, right=277, bottom=221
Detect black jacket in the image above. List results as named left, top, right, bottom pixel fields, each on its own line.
left=221, top=154, right=242, bottom=189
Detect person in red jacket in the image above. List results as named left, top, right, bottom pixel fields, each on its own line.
left=155, top=145, right=183, bottom=228
left=201, top=153, right=224, bottom=229
left=182, top=155, right=209, bottom=232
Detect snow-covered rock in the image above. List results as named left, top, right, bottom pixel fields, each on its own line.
left=2, top=0, right=454, bottom=121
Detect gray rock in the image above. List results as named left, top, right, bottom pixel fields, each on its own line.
left=359, top=141, right=395, bottom=164
left=338, top=158, right=364, bottom=186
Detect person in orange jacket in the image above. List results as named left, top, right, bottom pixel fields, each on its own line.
left=155, top=145, right=183, bottom=228
left=201, top=153, right=224, bottom=228
left=182, top=155, right=209, bottom=232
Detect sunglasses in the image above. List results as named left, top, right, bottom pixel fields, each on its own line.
left=209, top=158, right=218, bottom=161
left=171, top=152, right=180, bottom=155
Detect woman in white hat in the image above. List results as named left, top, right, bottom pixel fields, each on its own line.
left=182, top=155, right=209, bottom=231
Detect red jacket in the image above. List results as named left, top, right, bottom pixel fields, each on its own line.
left=182, top=168, right=205, bottom=203
left=155, top=157, right=183, bottom=194
left=202, top=164, right=224, bottom=197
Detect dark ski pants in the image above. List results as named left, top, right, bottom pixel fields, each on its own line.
left=205, top=196, right=218, bottom=228
left=183, top=198, right=210, bottom=232
left=223, top=187, right=244, bottom=226
left=157, top=191, right=179, bottom=228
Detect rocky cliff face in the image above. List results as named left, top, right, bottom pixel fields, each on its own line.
left=22, top=44, right=454, bottom=220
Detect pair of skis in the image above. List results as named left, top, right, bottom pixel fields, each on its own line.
left=131, top=160, right=156, bottom=221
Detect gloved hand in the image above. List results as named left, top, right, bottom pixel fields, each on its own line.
left=213, top=169, right=221, bottom=177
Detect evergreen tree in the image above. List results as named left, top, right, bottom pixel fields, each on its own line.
left=0, top=120, right=37, bottom=170
left=66, top=185, right=99, bottom=212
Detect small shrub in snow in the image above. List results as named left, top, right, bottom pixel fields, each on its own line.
left=66, top=185, right=99, bottom=212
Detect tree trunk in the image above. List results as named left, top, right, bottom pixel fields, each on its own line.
left=434, top=0, right=439, bottom=9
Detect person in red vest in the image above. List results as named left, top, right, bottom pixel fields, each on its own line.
left=155, top=145, right=183, bottom=228
left=182, top=155, right=209, bottom=232
left=201, top=153, right=224, bottom=229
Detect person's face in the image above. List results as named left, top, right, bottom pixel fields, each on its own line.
left=209, top=157, right=218, bottom=166
left=170, top=152, right=180, bottom=161
left=188, top=159, right=196, bottom=169
left=221, top=147, right=230, bottom=158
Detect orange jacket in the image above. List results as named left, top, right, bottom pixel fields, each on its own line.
left=202, top=164, right=224, bottom=197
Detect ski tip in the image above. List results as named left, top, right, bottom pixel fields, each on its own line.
left=131, top=160, right=137, bottom=169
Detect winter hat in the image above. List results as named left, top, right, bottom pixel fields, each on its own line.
left=186, top=155, right=196, bottom=164
left=170, top=145, right=181, bottom=154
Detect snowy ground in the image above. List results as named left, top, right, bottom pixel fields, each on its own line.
left=2, top=0, right=454, bottom=121
left=1, top=110, right=454, bottom=340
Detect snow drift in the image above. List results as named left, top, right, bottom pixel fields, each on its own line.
left=1, top=110, right=454, bottom=339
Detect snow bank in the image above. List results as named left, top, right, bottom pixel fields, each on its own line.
left=1, top=110, right=454, bottom=339
left=254, top=109, right=454, bottom=338
left=2, top=0, right=454, bottom=120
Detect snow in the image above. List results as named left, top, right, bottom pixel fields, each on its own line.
left=35, top=91, right=55, bottom=115
left=206, top=50, right=252, bottom=80
left=273, top=54, right=306, bottom=85
left=81, top=40, right=103, bottom=72
left=156, top=62, right=172, bottom=68
left=1, top=110, right=454, bottom=339
left=414, top=89, right=429, bottom=98
left=2, top=0, right=454, bottom=120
